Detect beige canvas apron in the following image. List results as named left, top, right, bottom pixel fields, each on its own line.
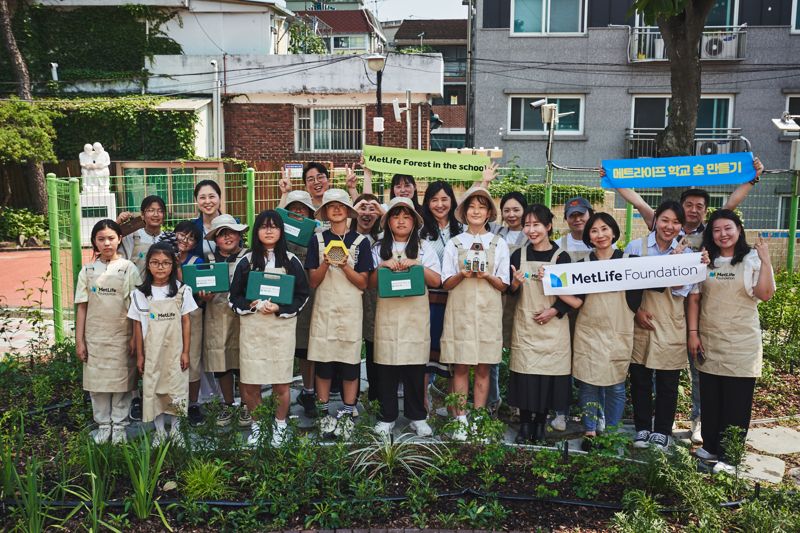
left=361, top=235, right=378, bottom=343
left=142, top=291, right=187, bottom=422
left=374, top=249, right=430, bottom=365
left=631, top=237, right=687, bottom=370
left=440, top=234, right=503, bottom=365
left=308, top=233, right=366, bottom=364
left=83, top=260, right=137, bottom=393
left=129, top=231, right=154, bottom=277
left=239, top=264, right=297, bottom=385
left=203, top=250, right=247, bottom=372
left=558, top=235, right=591, bottom=262
left=699, top=259, right=763, bottom=378
left=288, top=241, right=314, bottom=351
left=572, top=254, right=634, bottom=386
left=501, top=230, right=527, bottom=347
left=510, top=245, right=571, bottom=375
left=184, top=255, right=205, bottom=382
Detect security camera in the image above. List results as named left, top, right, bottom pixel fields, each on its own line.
left=210, top=60, right=218, bottom=67
left=529, top=99, right=547, bottom=109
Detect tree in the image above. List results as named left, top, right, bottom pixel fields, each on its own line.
left=0, top=97, right=57, bottom=206
left=0, top=0, right=47, bottom=212
left=633, top=0, right=716, bottom=157
left=288, top=21, right=328, bottom=54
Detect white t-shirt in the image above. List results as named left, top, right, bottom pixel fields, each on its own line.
left=120, top=228, right=161, bottom=262
left=560, top=233, right=592, bottom=252
left=75, top=258, right=140, bottom=304
left=127, top=283, right=198, bottom=338
left=371, top=239, right=442, bottom=275
left=690, top=249, right=776, bottom=301
left=441, top=232, right=511, bottom=284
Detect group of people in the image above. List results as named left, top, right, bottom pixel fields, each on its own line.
left=75, top=158, right=774, bottom=474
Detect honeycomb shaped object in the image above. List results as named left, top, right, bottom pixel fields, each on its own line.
left=324, top=240, right=349, bottom=263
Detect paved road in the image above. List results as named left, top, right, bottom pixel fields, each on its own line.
left=0, top=248, right=94, bottom=308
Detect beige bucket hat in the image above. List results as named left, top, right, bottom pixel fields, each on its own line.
left=380, top=196, right=423, bottom=229
left=455, top=186, right=497, bottom=224
left=204, top=213, right=248, bottom=240
left=314, top=188, right=359, bottom=221
left=285, top=190, right=316, bottom=213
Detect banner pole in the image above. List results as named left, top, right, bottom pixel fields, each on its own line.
left=625, top=201, right=634, bottom=245
left=46, top=175, right=64, bottom=343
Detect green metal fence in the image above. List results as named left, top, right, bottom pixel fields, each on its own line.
left=46, top=167, right=799, bottom=341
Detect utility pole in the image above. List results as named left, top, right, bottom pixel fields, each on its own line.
left=463, top=0, right=475, bottom=147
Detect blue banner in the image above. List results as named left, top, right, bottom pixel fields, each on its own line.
left=601, top=152, right=755, bottom=189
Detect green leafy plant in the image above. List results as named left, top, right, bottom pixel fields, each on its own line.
left=720, top=425, right=748, bottom=473
left=455, top=497, right=509, bottom=530
left=64, top=441, right=119, bottom=533
left=348, top=432, right=444, bottom=480
left=180, top=458, right=233, bottom=501
left=122, top=434, right=172, bottom=530
left=0, top=208, right=48, bottom=244
left=611, top=489, right=667, bottom=533
left=288, top=21, right=327, bottom=54
left=10, top=456, right=65, bottom=533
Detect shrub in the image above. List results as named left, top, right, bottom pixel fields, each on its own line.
left=0, top=208, right=48, bottom=243
left=759, top=270, right=800, bottom=372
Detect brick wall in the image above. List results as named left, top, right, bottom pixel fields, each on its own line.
left=224, top=102, right=430, bottom=169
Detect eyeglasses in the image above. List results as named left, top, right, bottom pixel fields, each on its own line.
left=176, top=234, right=196, bottom=243
left=148, top=261, right=173, bottom=269
left=259, top=224, right=278, bottom=230
left=305, top=173, right=328, bottom=184
left=145, top=208, right=165, bottom=215
left=216, top=229, right=238, bottom=239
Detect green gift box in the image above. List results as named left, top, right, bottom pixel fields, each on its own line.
left=246, top=271, right=296, bottom=305
left=182, top=262, right=230, bottom=293
left=277, top=207, right=317, bottom=247
left=377, top=265, right=426, bottom=298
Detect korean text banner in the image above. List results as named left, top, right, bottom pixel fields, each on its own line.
left=542, top=253, right=706, bottom=296
left=601, top=152, right=755, bottom=188
left=363, top=145, right=490, bottom=181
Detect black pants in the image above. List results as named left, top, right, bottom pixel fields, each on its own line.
left=374, top=363, right=427, bottom=423
left=630, top=363, right=680, bottom=435
left=364, top=340, right=378, bottom=402
left=699, top=371, right=756, bottom=460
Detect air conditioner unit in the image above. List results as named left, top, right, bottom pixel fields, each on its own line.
left=697, top=140, right=732, bottom=155
left=701, top=33, right=738, bottom=60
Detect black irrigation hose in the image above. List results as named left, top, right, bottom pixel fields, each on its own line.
left=0, top=487, right=753, bottom=515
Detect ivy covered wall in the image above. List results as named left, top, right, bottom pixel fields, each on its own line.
left=0, top=4, right=181, bottom=84
left=40, top=97, right=197, bottom=161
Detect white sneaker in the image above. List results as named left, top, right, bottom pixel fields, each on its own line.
left=271, top=423, right=289, bottom=447
left=691, top=419, right=703, bottom=444
left=111, top=425, right=127, bottom=445
left=550, top=414, right=567, bottom=432
left=374, top=421, right=395, bottom=439
left=93, top=425, right=112, bottom=444
left=596, top=417, right=606, bottom=433
left=409, top=419, right=433, bottom=437
left=712, top=461, right=736, bottom=475
left=633, top=430, right=652, bottom=449
left=319, top=414, right=337, bottom=436
left=332, top=413, right=354, bottom=439
left=450, top=418, right=468, bottom=442
left=247, top=422, right=261, bottom=446
left=695, top=447, right=718, bottom=461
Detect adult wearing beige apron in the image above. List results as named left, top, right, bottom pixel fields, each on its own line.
left=440, top=186, right=510, bottom=441
left=507, top=204, right=575, bottom=444
left=369, top=198, right=442, bottom=438
left=285, top=190, right=322, bottom=417
left=229, top=210, right=311, bottom=447
left=75, top=220, right=141, bottom=445
left=200, top=214, right=249, bottom=427
left=306, top=189, right=374, bottom=439
left=687, top=209, right=775, bottom=475
left=624, top=201, right=700, bottom=451
left=571, top=213, right=642, bottom=446
left=487, top=191, right=529, bottom=415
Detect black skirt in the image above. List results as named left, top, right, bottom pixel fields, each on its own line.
left=507, top=371, right=571, bottom=413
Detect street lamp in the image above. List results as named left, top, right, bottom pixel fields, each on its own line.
left=366, top=53, right=386, bottom=146
left=771, top=111, right=800, bottom=270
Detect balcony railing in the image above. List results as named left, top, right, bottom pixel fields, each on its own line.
left=629, top=26, right=747, bottom=62
left=625, top=128, right=748, bottom=159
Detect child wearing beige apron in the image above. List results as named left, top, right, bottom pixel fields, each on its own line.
left=625, top=205, right=697, bottom=451
left=370, top=197, right=442, bottom=438
left=128, top=243, right=197, bottom=446
left=285, top=190, right=322, bottom=417
left=306, top=189, right=375, bottom=439
left=571, top=213, right=642, bottom=447
left=687, top=210, right=775, bottom=474
left=507, top=204, right=575, bottom=444
left=200, top=214, right=250, bottom=427
left=229, top=210, right=311, bottom=447
left=440, top=186, right=510, bottom=441
left=75, top=220, right=141, bottom=445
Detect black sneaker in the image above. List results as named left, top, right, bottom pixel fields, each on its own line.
left=188, top=404, right=204, bottom=426
left=129, top=397, right=142, bottom=421
left=297, top=391, right=317, bottom=418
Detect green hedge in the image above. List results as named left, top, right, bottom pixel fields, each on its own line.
left=759, top=270, right=800, bottom=371
left=40, top=96, right=197, bottom=161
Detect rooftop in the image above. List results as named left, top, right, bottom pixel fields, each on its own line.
left=395, top=19, right=467, bottom=43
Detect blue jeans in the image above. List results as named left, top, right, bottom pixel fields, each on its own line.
left=579, top=382, right=626, bottom=432
left=488, top=363, right=500, bottom=405
left=688, top=352, right=701, bottom=420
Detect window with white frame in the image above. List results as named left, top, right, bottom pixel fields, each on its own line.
left=332, top=35, right=367, bottom=50
left=785, top=95, right=800, bottom=136
left=508, top=95, right=583, bottom=135
left=631, top=95, right=734, bottom=129
left=296, top=107, right=364, bottom=153
left=512, top=0, right=585, bottom=34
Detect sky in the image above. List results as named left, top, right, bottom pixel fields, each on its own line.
left=370, top=0, right=468, bottom=22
